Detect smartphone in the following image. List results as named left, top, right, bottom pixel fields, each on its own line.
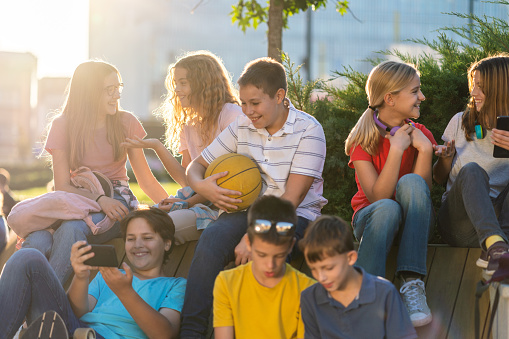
left=83, top=244, right=119, bottom=267
left=493, top=116, right=509, bottom=158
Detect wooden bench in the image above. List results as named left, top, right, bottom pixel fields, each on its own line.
left=0, top=230, right=492, bottom=339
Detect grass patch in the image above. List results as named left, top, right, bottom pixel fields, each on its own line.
left=12, top=182, right=182, bottom=205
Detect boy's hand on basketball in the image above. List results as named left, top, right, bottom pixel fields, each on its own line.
left=121, top=136, right=162, bottom=151
left=70, top=241, right=98, bottom=280
left=386, top=124, right=412, bottom=152
left=410, top=128, right=433, bottom=153
left=433, top=140, right=456, bottom=158
left=98, top=196, right=129, bottom=221
left=235, top=234, right=252, bottom=266
left=100, top=263, right=134, bottom=296
left=200, top=171, right=242, bottom=211
left=491, top=129, right=509, bottom=150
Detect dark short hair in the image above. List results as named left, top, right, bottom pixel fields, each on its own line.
left=247, top=195, right=297, bottom=246
left=120, top=207, right=175, bottom=263
left=237, top=57, right=287, bottom=98
left=299, top=215, right=354, bottom=263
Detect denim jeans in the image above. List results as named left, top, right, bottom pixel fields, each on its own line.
left=179, top=211, right=310, bottom=338
left=0, top=215, right=8, bottom=254
left=438, top=162, right=509, bottom=249
left=22, top=192, right=127, bottom=284
left=352, top=174, right=434, bottom=278
left=0, top=249, right=105, bottom=339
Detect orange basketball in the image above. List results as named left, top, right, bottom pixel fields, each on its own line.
left=205, top=153, right=262, bottom=212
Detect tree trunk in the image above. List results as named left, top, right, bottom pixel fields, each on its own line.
left=268, top=0, right=284, bottom=62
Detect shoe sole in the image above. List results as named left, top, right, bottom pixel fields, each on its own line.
left=22, top=311, right=68, bottom=339
left=412, top=314, right=432, bottom=327
left=476, top=258, right=488, bottom=269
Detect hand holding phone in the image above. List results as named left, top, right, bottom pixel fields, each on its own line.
left=493, top=116, right=509, bottom=158
left=82, top=244, right=119, bottom=267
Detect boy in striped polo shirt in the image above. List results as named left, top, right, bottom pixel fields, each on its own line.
left=181, top=57, right=327, bottom=338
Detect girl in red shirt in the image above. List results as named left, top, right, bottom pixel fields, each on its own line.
left=345, top=61, right=436, bottom=327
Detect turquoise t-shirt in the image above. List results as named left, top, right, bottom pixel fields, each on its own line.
left=80, top=271, right=186, bottom=339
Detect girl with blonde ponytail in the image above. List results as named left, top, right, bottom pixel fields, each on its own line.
left=346, top=60, right=436, bottom=327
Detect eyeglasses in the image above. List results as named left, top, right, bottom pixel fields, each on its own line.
left=251, top=219, right=295, bottom=235
left=104, top=83, right=124, bottom=96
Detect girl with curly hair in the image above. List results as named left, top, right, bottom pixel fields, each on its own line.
left=123, top=51, right=243, bottom=245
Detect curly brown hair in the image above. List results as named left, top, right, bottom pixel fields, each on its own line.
left=155, top=51, right=239, bottom=154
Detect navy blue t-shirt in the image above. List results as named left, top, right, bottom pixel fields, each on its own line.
left=300, top=266, right=417, bottom=339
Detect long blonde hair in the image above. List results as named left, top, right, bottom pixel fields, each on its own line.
left=156, top=51, right=239, bottom=154
left=462, top=54, right=509, bottom=140
left=47, top=60, right=126, bottom=170
left=345, top=61, right=419, bottom=156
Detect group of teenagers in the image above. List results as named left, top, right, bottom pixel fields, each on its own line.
left=0, top=50, right=509, bottom=339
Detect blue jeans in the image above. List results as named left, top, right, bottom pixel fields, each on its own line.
left=179, top=211, right=310, bottom=338
left=0, top=215, right=8, bottom=254
left=438, top=162, right=509, bottom=249
left=0, top=249, right=104, bottom=339
left=352, top=174, right=434, bottom=277
left=22, top=192, right=127, bottom=284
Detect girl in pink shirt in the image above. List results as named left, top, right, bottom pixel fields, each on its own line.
left=123, top=51, right=243, bottom=245
left=22, top=60, right=169, bottom=284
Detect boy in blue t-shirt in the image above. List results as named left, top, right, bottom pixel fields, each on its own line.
left=299, top=215, right=417, bottom=339
left=0, top=208, right=185, bottom=339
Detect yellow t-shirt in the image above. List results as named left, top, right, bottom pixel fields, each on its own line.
left=213, top=262, right=316, bottom=339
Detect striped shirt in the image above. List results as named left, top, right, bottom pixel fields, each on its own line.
left=202, top=102, right=327, bottom=220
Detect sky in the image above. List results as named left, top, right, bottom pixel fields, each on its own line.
left=0, top=0, right=89, bottom=78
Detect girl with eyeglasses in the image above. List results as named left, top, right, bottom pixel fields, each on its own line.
left=122, top=51, right=243, bottom=245
left=345, top=61, right=436, bottom=327
left=21, top=60, right=169, bottom=284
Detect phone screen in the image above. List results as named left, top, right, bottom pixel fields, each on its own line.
left=83, top=244, right=119, bottom=267
left=493, top=116, right=509, bottom=158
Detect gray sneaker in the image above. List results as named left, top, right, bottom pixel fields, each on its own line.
left=399, top=279, right=432, bottom=327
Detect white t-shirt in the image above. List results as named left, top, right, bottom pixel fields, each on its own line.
left=179, top=103, right=243, bottom=160
left=442, top=112, right=509, bottom=201
left=201, top=101, right=327, bottom=220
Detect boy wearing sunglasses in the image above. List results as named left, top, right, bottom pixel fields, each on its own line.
left=213, top=196, right=315, bottom=339
left=299, top=215, right=416, bottom=338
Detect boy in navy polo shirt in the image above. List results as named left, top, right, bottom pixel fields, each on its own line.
left=181, top=57, right=327, bottom=337
left=299, top=215, right=417, bottom=339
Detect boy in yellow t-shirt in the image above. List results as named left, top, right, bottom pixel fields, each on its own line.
left=213, top=196, right=315, bottom=339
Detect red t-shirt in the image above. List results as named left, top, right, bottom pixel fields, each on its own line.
left=348, top=122, right=436, bottom=217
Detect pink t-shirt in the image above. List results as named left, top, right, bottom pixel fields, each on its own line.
left=348, top=122, right=436, bottom=218
left=178, top=103, right=243, bottom=160
left=45, top=111, right=146, bottom=181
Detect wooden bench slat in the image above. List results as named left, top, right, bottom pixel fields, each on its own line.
left=447, top=248, right=489, bottom=339
left=417, top=247, right=468, bottom=339
left=174, top=241, right=198, bottom=279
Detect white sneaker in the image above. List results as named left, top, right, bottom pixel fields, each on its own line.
left=399, top=279, right=432, bottom=327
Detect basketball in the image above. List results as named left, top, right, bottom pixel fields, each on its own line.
left=204, top=153, right=262, bottom=212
